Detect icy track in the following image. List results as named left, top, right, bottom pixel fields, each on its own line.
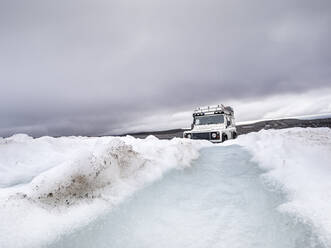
left=0, top=128, right=330, bottom=248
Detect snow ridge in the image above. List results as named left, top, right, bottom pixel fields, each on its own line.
left=0, top=134, right=209, bottom=248
left=231, top=128, right=331, bottom=246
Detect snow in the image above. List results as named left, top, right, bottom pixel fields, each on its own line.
left=1, top=128, right=331, bottom=247
left=226, top=127, right=331, bottom=246
left=50, top=145, right=320, bottom=248
left=0, top=134, right=210, bottom=248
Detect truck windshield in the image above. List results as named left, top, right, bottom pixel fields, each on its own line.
left=194, top=115, right=224, bottom=125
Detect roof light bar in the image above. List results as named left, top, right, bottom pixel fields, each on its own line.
left=194, top=104, right=234, bottom=116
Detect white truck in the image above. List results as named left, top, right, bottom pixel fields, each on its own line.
left=183, top=105, right=237, bottom=143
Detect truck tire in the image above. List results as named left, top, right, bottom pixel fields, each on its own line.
left=222, top=134, right=228, bottom=142
left=233, top=132, right=237, bottom=139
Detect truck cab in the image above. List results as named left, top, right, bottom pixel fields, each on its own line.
left=183, top=105, right=237, bottom=143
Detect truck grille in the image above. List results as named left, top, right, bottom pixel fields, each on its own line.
left=192, top=132, right=210, bottom=140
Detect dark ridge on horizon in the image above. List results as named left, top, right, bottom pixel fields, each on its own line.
left=124, top=117, right=331, bottom=139
left=3, top=117, right=330, bottom=139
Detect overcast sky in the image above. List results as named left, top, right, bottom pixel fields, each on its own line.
left=0, top=0, right=331, bottom=137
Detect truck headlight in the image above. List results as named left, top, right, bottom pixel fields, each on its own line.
left=211, top=132, right=220, bottom=140
left=184, top=133, right=192, bottom=139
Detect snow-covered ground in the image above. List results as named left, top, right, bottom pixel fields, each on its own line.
left=0, top=135, right=209, bottom=247
left=0, top=128, right=330, bottom=247
left=228, top=128, right=331, bottom=246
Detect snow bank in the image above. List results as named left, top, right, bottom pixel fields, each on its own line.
left=230, top=128, right=331, bottom=246
left=2, top=128, right=331, bottom=247
left=0, top=134, right=209, bottom=248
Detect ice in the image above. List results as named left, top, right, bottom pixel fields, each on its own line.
left=228, top=127, right=331, bottom=246
left=0, top=134, right=209, bottom=248
left=0, top=128, right=331, bottom=248
left=49, top=146, right=323, bottom=248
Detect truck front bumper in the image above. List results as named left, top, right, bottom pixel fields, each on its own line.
left=184, top=131, right=221, bottom=142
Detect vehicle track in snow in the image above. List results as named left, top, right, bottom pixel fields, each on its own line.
left=49, top=145, right=324, bottom=248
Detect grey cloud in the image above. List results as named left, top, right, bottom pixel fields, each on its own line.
left=0, top=0, right=330, bottom=136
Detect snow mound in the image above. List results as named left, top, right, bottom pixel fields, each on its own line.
left=12, top=140, right=149, bottom=208
left=0, top=135, right=209, bottom=248
left=230, top=128, right=331, bottom=246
